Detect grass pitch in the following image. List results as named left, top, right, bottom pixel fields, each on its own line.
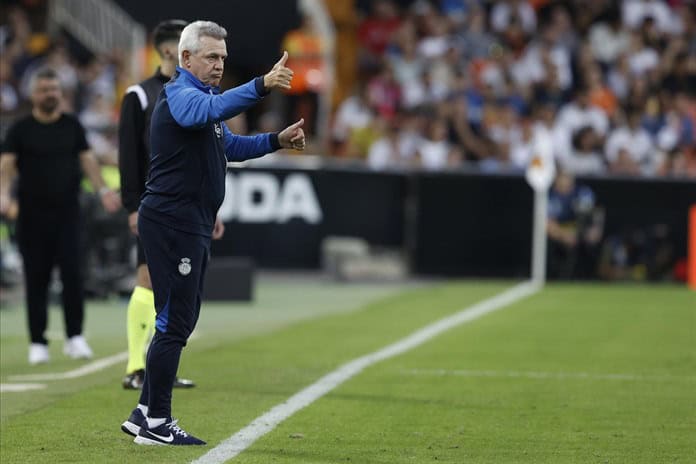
left=1, top=278, right=694, bottom=463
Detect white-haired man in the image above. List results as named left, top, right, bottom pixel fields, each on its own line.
left=120, top=20, right=305, bottom=446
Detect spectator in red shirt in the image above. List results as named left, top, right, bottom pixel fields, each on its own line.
left=367, top=62, right=402, bottom=119
left=357, top=0, right=402, bottom=70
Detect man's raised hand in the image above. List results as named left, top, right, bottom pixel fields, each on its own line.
left=263, top=51, right=294, bottom=91
left=278, top=118, right=306, bottom=151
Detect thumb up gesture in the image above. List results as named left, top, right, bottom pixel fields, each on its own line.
left=263, top=51, right=294, bottom=91
left=278, top=118, right=306, bottom=151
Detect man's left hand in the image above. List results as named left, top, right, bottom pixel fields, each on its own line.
left=212, top=217, right=225, bottom=240
left=278, top=118, right=306, bottom=151
left=264, top=51, right=294, bottom=91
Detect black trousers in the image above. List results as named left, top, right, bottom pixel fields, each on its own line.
left=547, top=238, right=600, bottom=280
left=17, top=204, right=84, bottom=345
left=137, top=213, right=210, bottom=418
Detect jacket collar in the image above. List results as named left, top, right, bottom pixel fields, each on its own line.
left=174, top=66, right=220, bottom=93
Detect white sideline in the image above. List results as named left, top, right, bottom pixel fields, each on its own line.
left=8, top=351, right=128, bottom=381
left=0, top=383, right=46, bottom=392
left=192, top=281, right=539, bottom=464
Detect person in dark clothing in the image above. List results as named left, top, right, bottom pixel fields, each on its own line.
left=120, top=20, right=304, bottom=446
left=546, top=171, right=604, bottom=279
left=118, top=19, right=200, bottom=391
left=0, top=67, right=121, bottom=365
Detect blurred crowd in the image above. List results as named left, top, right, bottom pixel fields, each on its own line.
left=1, top=6, right=126, bottom=167
left=2, top=0, right=695, bottom=178
left=333, top=0, right=696, bottom=176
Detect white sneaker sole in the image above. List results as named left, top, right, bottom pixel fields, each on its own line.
left=120, top=421, right=141, bottom=437
left=134, top=435, right=169, bottom=446
left=63, top=351, right=93, bottom=359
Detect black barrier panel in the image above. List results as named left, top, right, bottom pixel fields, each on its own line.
left=211, top=168, right=407, bottom=268
left=210, top=165, right=694, bottom=278
left=317, top=169, right=407, bottom=246
left=413, top=173, right=695, bottom=277
left=580, top=176, right=696, bottom=259
left=413, top=173, right=534, bottom=277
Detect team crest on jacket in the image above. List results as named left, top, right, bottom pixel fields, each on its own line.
left=178, top=258, right=192, bottom=276
left=214, top=122, right=222, bottom=138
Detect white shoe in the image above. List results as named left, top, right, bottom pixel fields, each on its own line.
left=63, top=335, right=93, bottom=359
left=29, top=343, right=50, bottom=365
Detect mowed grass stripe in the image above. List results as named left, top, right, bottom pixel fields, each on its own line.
left=0, top=281, right=510, bottom=464
left=229, top=285, right=695, bottom=464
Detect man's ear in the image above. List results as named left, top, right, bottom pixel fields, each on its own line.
left=182, top=50, right=191, bottom=67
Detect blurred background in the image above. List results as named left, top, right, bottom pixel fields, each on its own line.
left=0, top=0, right=695, bottom=301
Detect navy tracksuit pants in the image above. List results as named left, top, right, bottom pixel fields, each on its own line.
left=137, top=213, right=210, bottom=419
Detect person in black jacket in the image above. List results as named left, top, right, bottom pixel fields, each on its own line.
left=118, top=20, right=203, bottom=390
left=0, top=67, right=121, bottom=365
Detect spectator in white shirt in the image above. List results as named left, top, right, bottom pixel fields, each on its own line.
left=417, top=118, right=459, bottom=170
left=509, top=102, right=560, bottom=172
left=605, top=108, right=656, bottom=175
left=627, top=32, right=659, bottom=76
left=559, top=126, right=606, bottom=175
left=511, top=25, right=573, bottom=93
left=509, top=115, right=535, bottom=171
left=589, top=6, right=631, bottom=65
left=622, top=0, right=676, bottom=34
left=487, top=102, right=522, bottom=164
left=554, top=87, right=609, bottom=161
left=332, top=86, right=374, bottom=147
left=608, top=54, right=631, bottom=102
left=490, top=0, right=537, bottom=35
left=390, top=44, right=431, bottom=110
left=416, top=15, right=450, bottom=60
left=367, top=116, right=420, bottom=170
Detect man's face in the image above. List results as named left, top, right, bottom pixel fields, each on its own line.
left=31, top=77, right=62, bottom=113
left=185, top=36, right=227, bottom=87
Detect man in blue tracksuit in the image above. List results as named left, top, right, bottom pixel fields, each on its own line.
left=121, top=20, right=305, bottom=446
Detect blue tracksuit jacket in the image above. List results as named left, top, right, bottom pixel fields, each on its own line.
left=140, top=66, right=280, bottom=237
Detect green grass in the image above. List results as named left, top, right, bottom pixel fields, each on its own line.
left=1, top=280, right=694, bottom=463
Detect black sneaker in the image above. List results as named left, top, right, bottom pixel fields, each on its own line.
left=121, top=407, right=146, bottom=437
left=122, top=369, right=145, bottom=390
left=173, top=376, right=196, bottom=388
left=133, top=418, right=206, bottom=446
